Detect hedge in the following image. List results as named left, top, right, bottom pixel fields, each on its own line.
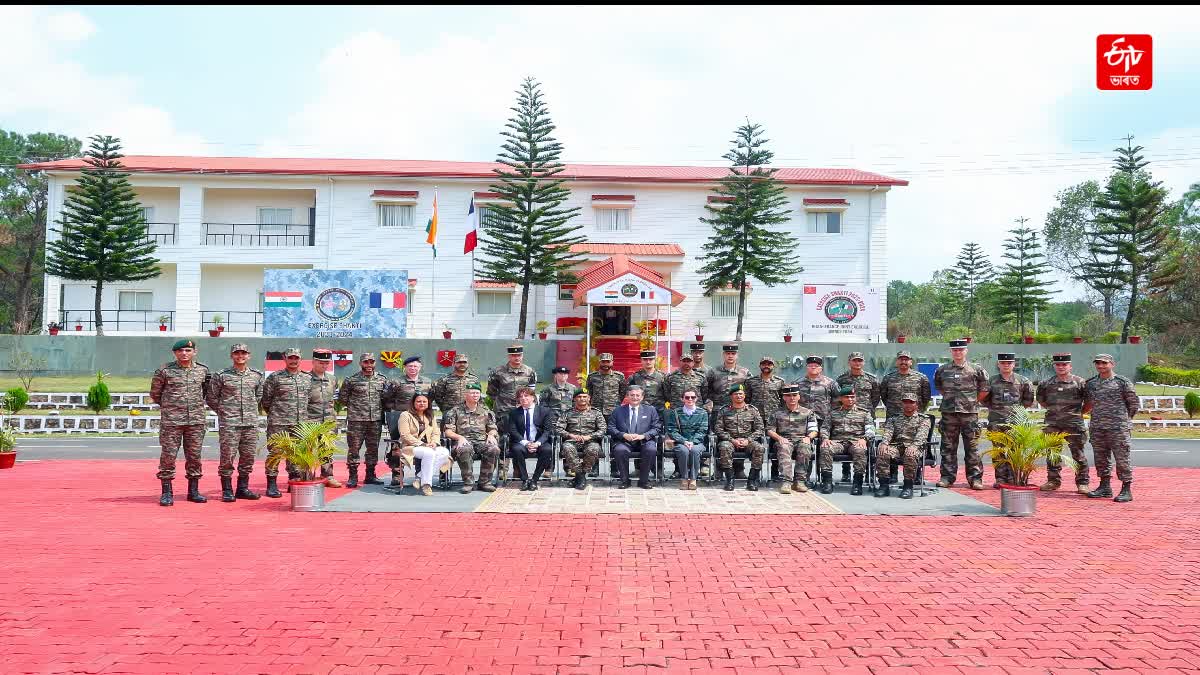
left=1137, top=364, right=1200, bottom=387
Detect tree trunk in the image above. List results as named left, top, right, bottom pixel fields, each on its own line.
left=1102, top=291, right=1113, bottom=322
left=517, top=279, right=530, bottom=340
left=735, top=277, right=747, bottom=342
left=1121, top=280, right=1137, bottom=343
left=94, top=280, right=104, bottom=336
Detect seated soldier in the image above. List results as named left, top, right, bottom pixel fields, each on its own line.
left=715, top=383, right=765, bottom=492
left=767, top=384, right=820, bottom=495
left=820, top=386, right=875, bottom=495
left=557, top=389, right=607, bottom=490
left=441, top=382, right=500, bottom=494
left=874, top=392, right=932, bottom=499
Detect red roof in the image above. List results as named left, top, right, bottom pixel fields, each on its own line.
left=592, top=194, right=635, bottom=201
left=803, top=198, right=849, bottom=205
left=19, top=156, right=908, bottom=186
left=471, top=280, right=515, bottom=289
left=707, top=195, right=735, bottom=203
left=569, top=243, right=684, bottom=256
left=473, top=191, right=503, bottom=199
left=371, top=189, right=419, bottom=198
left=573, top=254, right=684, bottom=307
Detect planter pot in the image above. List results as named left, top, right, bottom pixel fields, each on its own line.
left=538, top=332, right=548, bottom=340
left=694, top=334, right=704, bottom=342
left=965, top=336, right=974, bottom=344
left=783, top=335, right=793, bottom=343
left=896, top=335, right=906, bottom=343
left=217, top=326, right=225, bottom=333
left=159, top=325, right=167, bottom=332
left=1072, top=336, right=1083, bottom=343
left=1023, top=336, right=1035, bottom=344
left=0, top=451, right=15, bottom=469
left=48, top=329, right=59, bottom=336
left=1129, top=335, right=1142, bottom=344
left=74, top=325, right=83, bottom=332
left=289, top=480, right=325, bottom=511
left=999, top=484, right=1037, bottom=517
left=207, top=329, right=221, bottom=337
left=442, top=331, right=452, bottom=339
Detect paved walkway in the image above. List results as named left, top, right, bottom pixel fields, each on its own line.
left=2, top=459, right=1199, bottom=674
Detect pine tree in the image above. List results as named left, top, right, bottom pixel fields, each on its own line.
left=44, top=136, right=160, bottom=336
left=1079, top=138, right=1181, bottom=342
left=988, top=219, right=1054, bottom=336
left=477, top=78, right=585, bottom=339
left=947, top=242, right=994, bottom=328
left=696, top=121, right=802, bottom=341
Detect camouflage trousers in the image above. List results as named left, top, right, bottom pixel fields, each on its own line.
left=264, top=423, right=299, bottom=479
left=345, top=420, right=382, bottom=470
left=876, top=443, right=920, bottom=482
left=773, top=436, right=814, bottom=482
left=1044, top=425, right=1090, bottom=484
left=939, top=413, right=983, bottom=483
left=717, top=438, right=764, bottom=470
left=820, top=440, right=867, bottom=475
left=156, top=424, right=206, bottom=480
left=561, top=440, right=602, bottom=475
left=1091, top=427, right=1133, bottom=483
left=452, top=437, right=500, bottom=484
left=217, top=425, right=258, bottom=477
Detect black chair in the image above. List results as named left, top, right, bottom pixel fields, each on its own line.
left=383, top=411, right=451, bottom=491
left=701, top=431, right=766, bottom=487
left=556, top=435, right=608, bottom=484
left=866, top=413, right=939, bottom=495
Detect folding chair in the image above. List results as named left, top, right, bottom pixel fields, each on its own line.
left=384, top=411, right=451, bottom=491
left=866, top=413, right=939, bottom=496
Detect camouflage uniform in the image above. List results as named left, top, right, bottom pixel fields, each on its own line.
left=431, top=371, right=481, bottom=414
left=879, top=370, right=932, bottom=420
left=585, top=370, right=627, bottom=420
left=261, top=369, right=312, bottom=479
left=794, top=375, right=839, bottom=424
left=628, top=369, right=668, bottom=414
left=152, top=361, right=212, bottom=480
left=487, top=362, right=538, bottom=477
left=555, top=406, right=607, bottom=476
left=337, top=371, right=388, bottom=471
left=306, top=371, right=337, bottom=422
left=666, top=368, right=708, bottom=411
left=707, top=365, right=752, bottom=413
left=383, top=375, right=433, bottom=414
left=746, top=374, right=786, bottom=423
left=692, top=360, right=715, bottom=403
left=768, top=406, right=819, bottom=483
left=876, top=412, right=932, bottom=480
left=983, top=372, right=1035, bottom=484
left=1036, top=374, right=1089, bottom=486
left=538, top=381, right=577, bottom=417
left=715, top=404, right=765, bottom=470
left=837, top=371, right=882, bottom=416
left=934, top=361, right=988, bottom=484
left=822, top=406, right=874, bottom=474
left=1085, top=374, right=1139, bottom=484
left=205, top=366, right=264, bottom=478
left=442, top=403, right=500, bottom=484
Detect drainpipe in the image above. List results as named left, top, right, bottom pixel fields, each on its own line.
left=325, top=177, right=335, bottom=267
left=866, top=185, right=880, bottom=342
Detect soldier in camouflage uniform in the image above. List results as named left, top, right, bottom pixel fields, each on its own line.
left=487, top=345, right=538, bottom=481
left=879, top=351, right=932, bottom=420
left=667, top=354, right=708, bottom=411
left=820, top=386, right=876, bottom=495
left=205, top=343, right=264, bottom=502
left=767, top=384, right=820, bottom=494
left=689, top=343, right=714, bottom=406
left=431, top=353, right=480, bottom=414
left=708, top=344, right=753, bottom=477
left=556, top=389, right=607, bottom=490
left=933, top=339, right=989, bottom=490
left=981, top=352, right=1035, bottom=487
left=152, top=339, right=212, bottom=507
left=441, top=383, right=500, bottom=494
left=715, top=383, right=765, bottom=492
left=628, top=350, right=668, bottom=416
left=539, top=366, right=575, bottom=417
left=1084, top=354, right=1140, bottom=503
left=585, top=352, right=626, bottom=421
left=260, top=347, right=312, bottom=498
left=306, top=349, right=342, bottom=488
left=337, top=352, right=388, bottom=487
left=873, top=393, right=932, bottom=499
left=746, top=356, right=785, bottom=427
left=1036, top=353, right=1090, bottom=492
left=837, top=352, right=882, bottom=416
left=383, top=355, right=433, bottom=414
left=794, top=355, right=840, bottom=482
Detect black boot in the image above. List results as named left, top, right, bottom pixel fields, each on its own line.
left=889, top=464, right=899, bottom=484
left=159, top=479, right=173, bottom=507
left=364, top=466, right=383, bottom=485
left=1114, top=482, right=1133, bottom=503
left=345, top=466, right=359, bottom=488
left=734, top=461, right=747, bottom=480
left=265, top=475, right=282, bottom=498
left=573, top=472, right=587, bottom=490
left=723, top=468, right=735, bottom=492
left=850, top=473, right=864, bottom=496
left=874, top=478, right=890, bottom=498
left=235, top=474, right=260, bottom=500
left=900, top=479, right=914, bottom=499
left=819, top=471, right=834, bottom=494
left=841, top=463, right=852, bottom=483
left=220, top=476, right=235, bottom=502
left=186, top=477, right=207, bottom=503
left=747, top=468, right=759, bottom=491
left=1087, top=477, right=1113, bottom=498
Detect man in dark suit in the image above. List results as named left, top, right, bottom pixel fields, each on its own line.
left=507, top=387, right=555, bottom=491
left=608, top=385, right=662, bottom=489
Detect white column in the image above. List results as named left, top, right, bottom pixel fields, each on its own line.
left=44, top=276, right=62, bottom=329
left=175, top=262, right=202, bottom=334
left=178, top=184, right=204, bottom=248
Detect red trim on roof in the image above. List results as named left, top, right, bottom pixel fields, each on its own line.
left=803, top=198, right=849, bottom=205
left=592, top=194, right=635, bottom=201
left=471, top=281, right=515, bottom=289
left=573, top=254, right=685, bottom=307
left=707, top=196, right=735, bottom=203
left=569, top=243, right=684, bottom=256
left=371, top=190, right=419, bottom=198
left=473, top=191, right=502, bottom=199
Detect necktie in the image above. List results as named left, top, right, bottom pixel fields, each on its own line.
left=630, top=406, right=637, bottom=430
left=526, top=409, right=534, bottom=443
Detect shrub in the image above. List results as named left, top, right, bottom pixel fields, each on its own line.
left=86, top=371, right=112, bottom=414
left=3, top=387, right=29, bottom=414
left=1137, top=364, right=1200, bottom=387
left=0, top=424, right=15, bottom=453
left=1102, top=331, right=1122, bottom=344
left=1185, top=392, right=1200, bottom=419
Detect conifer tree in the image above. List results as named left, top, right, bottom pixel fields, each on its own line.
left=988, top=219, right=1054, bottom=336
left=947, top=242, right=994, bottom=328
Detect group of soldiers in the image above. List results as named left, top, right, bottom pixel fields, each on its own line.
left=150, top=336, right=1141, bottom=506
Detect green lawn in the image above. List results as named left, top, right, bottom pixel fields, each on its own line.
left=1135, top=384, right=1199, bottom=396
left=1132, top=426, right=1200, bottom=439
left=0, top=375, right=151, bottom=393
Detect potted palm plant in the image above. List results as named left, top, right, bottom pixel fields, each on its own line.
left=265, top=420, right=339, bottom=511
left=982, top=407, right=1075, bottom=517
left=536, top=320, right=550, bottom=340
left=74, top=316, right=84, bottom=331
left=157, top=314, right=170, bottom=332
left=442, top=323, right=454, bottom=339
left=208, top=314, right=224, bottom=338
left=0, top=420, right=16, bottom=469
left=783, top=325, right=793, bottom=343
left=693, top=320, right=705, bottom=342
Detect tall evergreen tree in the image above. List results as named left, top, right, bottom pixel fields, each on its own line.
left=43, top=135, right=160, bottom=336
left=988, top=219, right=1054, bottom=336
left=1080, top=138, right=1181, bottom=342
left=477, top=77, right=585, bottom=339
left=946, top=242, right=994, bottom=328
left=1043, top=179, right=1123, bottom=321
left=696, top=121, right=802, bottom=341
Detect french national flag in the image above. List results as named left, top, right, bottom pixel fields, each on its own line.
left=369, top=291, right=407, bottom=309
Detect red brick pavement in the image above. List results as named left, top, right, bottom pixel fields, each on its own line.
left=2, top=460, right=1199, bottom=674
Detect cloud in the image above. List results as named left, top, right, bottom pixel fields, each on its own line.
left=45, top=10, right=95, bottom=42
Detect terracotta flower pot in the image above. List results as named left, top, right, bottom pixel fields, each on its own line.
left=965, top=336, right=974, bottom=344
left=74, top=325, right=83, bottom=331
left=1072, top=336, right=1083, bottom=343
left=48, top=328, right=59, bottom=336
left=217, top=326, right=225, bottom=333
left=208, top=329, right=221, bottom=337
left=442, top=331, right=452, bottom=339
left=1129, top=335, right=1142, bottom=344
left=694, top=334, right=704, bottom=342
left=896, top=335, right=906, bottom=343
left=0, top=451, right=16, bottom=470
left=538, top=332, right=548, bottom=340
left=783, top=335, right=792, bottom=343
left=159, top=325, right=167, bottom=332
left=1023, top=336, right=1035, bottom=344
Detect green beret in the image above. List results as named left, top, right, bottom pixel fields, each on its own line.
left=572, top=388, right=588, bottom=398
left=466, top=382, right=482, bottom=392
left=839, top=385, right=856, bottom=396
left=172, top=339, right=195, bottom=351
left=729, top=383, right=746, bottom=395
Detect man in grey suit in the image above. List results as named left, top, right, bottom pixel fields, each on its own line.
left=507, top=387, right=555, bottom=491
left=608, top=386, right=662, bottom=490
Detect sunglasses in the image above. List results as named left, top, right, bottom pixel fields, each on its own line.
left=682, top=395, right=697, bottom=399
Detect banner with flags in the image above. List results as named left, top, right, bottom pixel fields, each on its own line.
left=263, top=269, right=408, bottom=337
left=425, top=191, right=439, bottom=257
left=264, top=291, right=302, bottom=308
left=464, top=197, right=478, bottom=254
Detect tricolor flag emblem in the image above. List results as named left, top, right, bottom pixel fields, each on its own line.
left=604, top=290, right=619, bottom=299
left=369, top=291, right=407, bottom=309
left=332, top=350, right=354, bottom=367
left=264, top=291, right=302, bottom=307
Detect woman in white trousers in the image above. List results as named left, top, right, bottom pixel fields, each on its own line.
left=396, top=393, right=451, bottom=496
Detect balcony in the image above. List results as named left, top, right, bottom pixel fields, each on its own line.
left=59, top=309, right=175, bottom=332
left=145, top=222, right=177, bottom=246
left=203, top=223, right=314, bottom=247
left=201, top=310, right=263, bottom=333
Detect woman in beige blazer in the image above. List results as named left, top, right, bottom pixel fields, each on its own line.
left=396, top=393, right=452, bottom=496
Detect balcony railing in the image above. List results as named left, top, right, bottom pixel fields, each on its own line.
left=144, top=222, right=177, bottom=246
left=60, top=310, right=174, bottom=332
left=201, top=310, right=263, bottom=333
left=203, top=223, right=313, bottom=247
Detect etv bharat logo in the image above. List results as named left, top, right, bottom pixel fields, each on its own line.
left=1097, top=35, right=1152, bottom=90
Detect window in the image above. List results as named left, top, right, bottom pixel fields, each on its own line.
left=378, top=204, right=415, bottom=228
left=477, top=291, right=512, bottom=315
left=258, top=208, right=293, bottom=233
left=118, top=290, right=153, bottom=312
left=595, top=208, right=631, bottom=231
left=807, top=211, right=841, bottom=234
left=140, top=206, right=155, bottom=223
left=257, top=291, right=265, bottom=312
left=558, top=284, right=577, bottom=301
left=478, top=206, right=501, bottom=230
left=711, top=294, right=740, bottom=318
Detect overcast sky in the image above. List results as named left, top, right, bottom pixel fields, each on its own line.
left=4, top=6, right=1198, bottom=296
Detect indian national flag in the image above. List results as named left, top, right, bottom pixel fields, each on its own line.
left=425, top=190, right=439, bottom=257
left=264, top=291, right=302, bottom=308
left=369, top=291, right=407, bottom=309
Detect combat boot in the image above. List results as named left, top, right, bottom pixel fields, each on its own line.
left=841, top=463, right=852, bottom=484
left=477, top=481, right=496, bottom=493
left=889, top=464, right=899, bottom=484
left=850, top=473, right=864, bottom=496
left=235, top=474, right=260, bottom=500
left=186, top=477, right=207, bottom=503
left=1114, top=482, right=1133, bottom=503
left=159, top=479, right=174, bottom=507
left=1087, top=477, right=1112, bottom=498
left=779, top=480, right=792, bottom=494
left=345, top=466, right=359, bottom=488
left=220, top=476, right=235, bottom=502
left=1039, top=477, right=1061, bottom=491
left=363, top=466, right=383, bottom=485
left=265, top=475, right=282, bottom=498
left=573, top=472, right=587, bottom=490
left=819, top=471, right=834, bottom=495
left=734, top=460, right=747, bottom=480
left=874, top=478, right=890, bottom=498
left=793, top=480, right=808, bottom=493
left=747, top=468, right=759, bottom=492
left=900, top=479, right=914, bottom=499
left=723, top=468, right=735, bottom=492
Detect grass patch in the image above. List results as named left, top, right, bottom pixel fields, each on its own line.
left=1132, top=427, right=1200, bottom=439
left=1135, top=384, right=1199, bottom=396
left=0, top=375, right=150, bottom=393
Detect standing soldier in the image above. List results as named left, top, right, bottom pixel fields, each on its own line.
left=338, top=352, right=388, bottom=487
left=837, top=352, right=882, bottom=416
left=306, top=349, right=342, bottom=488
left=820, top=387, right=875, bottom=495
left=487, top=344, right=538, bottom=481
left=585, top=352, right=627, bottom=422
left=205, top=343, right=264, bottom=503
left=980, top=352, right=1035, bottom=487
left=873, top=393, right=932, bottom=499
left=1084, top=353, right=1140, bottom=503
left=628, top=350, right=668, bottom=417
left=933, top=339, right=989, bottom=490
left=151, top=339, right=212, bottom=507
left=707, top=344, right=752, bottom=477
left=746, top=356, right=785, bottom=427
left=260, top=347, right=312, bottom=498
left=666, top=353, right=708, bottom=411
left=793, top=355, right=840, bottom=483
left=1036, top=353, right=1090, bottom=492
left=539, top=366, right=575, bottom=417
left=556, top=389, right=608, bottom=490
left=442, top=383, right=500, bottom=494
left=715, top=383, right=765, bottom=492
left=690, top=343, right=714, bottom=405
left=766, top=384, right=820, bottom=494
left=431, top=353, right=479, bottom=414
left=879, top=350, right=932, bottom=420
left=384, top=355, right=432, bottom=414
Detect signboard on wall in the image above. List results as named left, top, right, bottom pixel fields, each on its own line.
left=584, top=273, right=670, bottom=305
left=263, top=269, right=408, bottom=338
left=801, top=285, right=881, bottom=337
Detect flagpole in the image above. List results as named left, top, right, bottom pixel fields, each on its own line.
left=431, top=186, right=437, bottom=338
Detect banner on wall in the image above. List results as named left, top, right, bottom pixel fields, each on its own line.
left=801, top=285, right=881, bottom=337
left=263, top=269, right=408, bottom=338
left=584, top=273, right=671, bottom=306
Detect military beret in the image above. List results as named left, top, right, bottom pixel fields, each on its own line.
left=599, top=353, right=614, bottom=362
left=839, top=385, right=856, bottom=396
left=313, top=349, right=333, bottom=361
left=465, top=382, right=482, bottom=391
left=229, top=343, right=250, bottom=355
left=690, top=343, right=706, bottom=352
left=723, top=343, right=739, bottom=352
left=806, top=355, right=823, bottom=365
left=360, top=352, right=376, bottom=362
left=1093, top=353, right=1115, bottom=363
left=552, top=366, right=569, bottom=374
left=997, top=353, right=1016, bottom=362
left=403, top=355, right=422, bottom=365
left=507, top=345, right=524, bottom=354
left=1052, top=353, right=1072, bottom=362
left=848, top=351, right=865, bottom=360
left=572, top=388, right=588, bottom=398
left=284, top=347, right=301, bottom=357
left=896, top=350, right=913, bottom=359
left=760, top=356, right=775, bottom=365
left=640, top=350, right=656, bottom=359
left=949, top=339, right=968, bottom=349
left=172, top=339, right=196, bottom=351
left=454, top=353, right=469, bottom=363
left=780, top=384, right=800, bottom=395
left=728, top=383, right=747, bottom=395
left=680, top=354, right=694, bottom=361
left=900, top=392, right=920, bottom=402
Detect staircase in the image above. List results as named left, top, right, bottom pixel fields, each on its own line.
left=594, top=337, right=644, bottom=376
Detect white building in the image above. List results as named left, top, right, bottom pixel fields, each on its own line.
left=29, top=156, right=905, bottom=345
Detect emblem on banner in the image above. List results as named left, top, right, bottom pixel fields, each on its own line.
left=437, top=350, right=456, bottom=368
left=379, top=350, right=404, bottom=368
left=332, top=350, right=354, bottom=367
